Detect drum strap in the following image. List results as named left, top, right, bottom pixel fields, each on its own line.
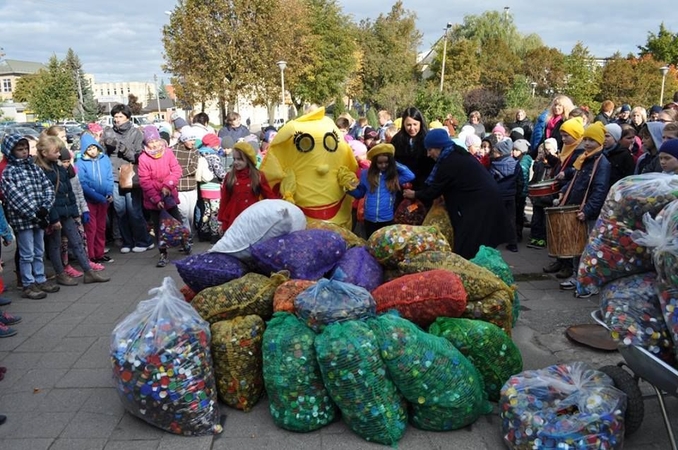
left=561, top=155, right=602, bottom=209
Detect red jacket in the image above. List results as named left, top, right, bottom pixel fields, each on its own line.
left=217, top=167, right=278, bottom=231
left=138, top=148, right=182, bottom=211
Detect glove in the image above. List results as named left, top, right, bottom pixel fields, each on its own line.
left=337, top=166, right=358, bottom=191
left=280, top=169, right=297, bottom=204
left=37, top=207, right=49, bottom=218
left=82, top=212, right=90, bottom=224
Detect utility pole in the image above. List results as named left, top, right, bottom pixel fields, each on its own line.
left=439, top=23, right=452, bottom=92
left=154, top=74, right=161, bottom=120
left=75, top=69, right=85, bottom=122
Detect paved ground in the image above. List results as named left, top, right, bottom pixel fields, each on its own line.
left=0, top=235, right=676, bottom=449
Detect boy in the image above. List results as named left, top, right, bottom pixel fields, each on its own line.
left=658, top=139, right=678, bottom=174
left=489, top=138, right=523, bottom=252
left=527, top=138, right=557, bottom=249
left=603, top=123, right=635, bottom=186
left=512, top=139, right=532, bottom=241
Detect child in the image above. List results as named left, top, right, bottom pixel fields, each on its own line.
left=34, top=135, right=110, bottom=286
left=348, top=143, right=415, bottom=238
left=478, top=136, right=495, bottom=168
left=383, top=125, right=398, bottom=144
left=603, top=123, right=635, bottom=186
left=556, top=122, right=611, bottom=296
left=489, top=139, right=523, bottom=252
left=217, top=141, right=277, bottom=232
left=619, top=124, right=642, bottom=164
left=658, top=139, right=678, bottom=174
left=635, top=122, right=665, bottom=174
left=0, top=199, right=20, bottom=338
left=663, top=122, right=678, bottom=142
left=527, top=138, right=558, bottom=249
left=75, top=133, right=115, bottom=265
left=137, top=126, right=188, bottom=268
left=512, top=139, right=532, bottom=242
left=363, top=127, right=379, bottom=150
left=195, top=133, right=226, bottom=244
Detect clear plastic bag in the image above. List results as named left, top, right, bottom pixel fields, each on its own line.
left=632, top=200, right=678, bottom=287
left=110, top=277, right=222, bottom=435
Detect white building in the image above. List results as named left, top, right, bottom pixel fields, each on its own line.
left=86, top=74, right=156, bottom=107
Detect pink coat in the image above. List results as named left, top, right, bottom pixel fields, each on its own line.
left=138, top=147, right=182, bottom=210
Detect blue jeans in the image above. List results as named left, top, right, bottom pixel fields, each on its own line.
left=113, top=183, right=153, bottom=248
left=47, top=216, right=92, bottom=274
left=17, top=227, right=47, bottom=286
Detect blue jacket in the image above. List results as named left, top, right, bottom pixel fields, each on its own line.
left=348, top=162, right=415, bottom=222
left=75, top=134, right=114, bottom=204
left=530, top=110, right=548, bottom=158
left=0, top=204, right=13, bottom=244
left=490, top=156, right=523, bottom=199
left=562, top=152, right=611, bottom=220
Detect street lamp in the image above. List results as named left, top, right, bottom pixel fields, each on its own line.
left=530, top=81, right=537, bottom=97
left=439, top=23, right=452, bottom=93
left=276, top=60, right=287, bottom=121
left=660, top=65, right=670, bottom=106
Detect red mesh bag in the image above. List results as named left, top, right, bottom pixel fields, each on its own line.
left=372, top=269, right=468, bottom=327
left=394, top=199, right=427, bottom=225
left=180, top=284, right=197, bottom=303
left=273, top=279, right=317, bottom=314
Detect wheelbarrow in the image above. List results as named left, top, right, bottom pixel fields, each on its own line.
left=592, top=309, right=678, bottom=449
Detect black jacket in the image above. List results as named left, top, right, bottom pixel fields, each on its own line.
left=604, top=144, right=635, bottom=187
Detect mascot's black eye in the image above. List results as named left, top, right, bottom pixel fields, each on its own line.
left=294, top=132, right=315, bottom=153
left=323, top=131, right=339, bottom=152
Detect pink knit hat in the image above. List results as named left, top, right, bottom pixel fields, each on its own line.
left=492, top=124, right=506, bottom=137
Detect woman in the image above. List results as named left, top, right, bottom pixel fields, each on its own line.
left=402, top=128, right=510, bottom=259
left=463, top=111, right=485, bottom=138
left=630, top=106, right=647, bottom=134
left=531, top=94, right=575, bottom=159
left=389, top=107, right=433, bottom=190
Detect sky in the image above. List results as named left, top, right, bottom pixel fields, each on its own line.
left=0, top=0, right=677, bottom=84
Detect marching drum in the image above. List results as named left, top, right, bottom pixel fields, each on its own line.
left=528, top=180, right=559, bottom=198
left=545, top=206, right=588, bottom=258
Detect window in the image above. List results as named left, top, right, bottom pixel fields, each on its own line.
left=107, top=89, right=110, bottom=95
left=127, top=87, right=131, bottom=93
left=2, top=78, right=11, bottom=93
left=114, top=88, right=117, bottom=95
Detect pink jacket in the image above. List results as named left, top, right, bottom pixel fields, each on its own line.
left=138, top=147, right=182, bottom=210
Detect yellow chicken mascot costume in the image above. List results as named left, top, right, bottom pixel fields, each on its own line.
left=259, top=107, right=358, bottom=229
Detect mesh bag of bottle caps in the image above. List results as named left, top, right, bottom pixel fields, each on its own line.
left=191, top=271, right=289, bottom=324
left=367, top=224, right=451, bottom=268
left=110, top=277, right=222, bottom=435
left=294, top=278, right=376, bottom=333
left=211, top=315, right=265, bottom=411
left=656, top=280, right=678, bottom=361
left=369, top=312, right=491, bottom=431
left=397, top=251, right=513, bottom=334
left=500, top=362, right=626, bottom=450
left=175, top=251, right=248, bottom=293
left=273, top=279, right=317, bottom=314
left=180, top=284, right=197, bottom=303
left=421, top=198, right=454, bottom=249
left=330, top=246, right=384, bottom=292
left=471, top=245, right=520, bottom=327
left=393, top=198, right=428, bottom=225
left=371, top=269, right=467, bottom=328
left=159, top=209, right=191, bottom=248
left=305, top=219, right=367, bottom=248
left=577, top=173, right=678, bottom=290
left=632, top=199, right=678, bottom=288
left=251, top=229, right=347, bottom=280
left=315, top=320, right=408, bottom=445
left=429, top=317, right=523, bottom=402
left=262, top=312, right=338, bottom=431
left=600, top=272, right=675, bottom=363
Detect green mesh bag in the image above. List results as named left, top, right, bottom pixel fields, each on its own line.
left=211, top=315, right=265, bottom=411
left=191, top=271, right=289, bottom=324
left=315, top=320, right=408, bottom=445
left=262, top=312, right=338, bottom=432
left=430, top=317, right=523, bottom=402
left=471, top=245, right=520, bottom=327
left=369, top=313, right=491, bottom=431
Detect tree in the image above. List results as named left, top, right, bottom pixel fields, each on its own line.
left=13, top=74, right=40, bottom=103
left=428, top=38, right=481, bottom=94
left=22, top=55, right=77, bottom=121
left=597, top=53, right=636, bottom=105
left=158, top=79, right=168, bottom=100
left=504, top=75, right=533, bottom=110
left=638, top=23, right=678, bottom=66
left=127, top=94, right=142, bottom=115
left=521, top=46, right=567, bottom=97
left=414, top=84, right=465, bottom=124
left=478, top=37, right=521, bottom=94
left=463, top=88, right=505, bottom=120
left=563, top=42, right=601, bottom=106
left=64, top=48, right=99, bottom=122
left=629, top=55, right=678, bottom=107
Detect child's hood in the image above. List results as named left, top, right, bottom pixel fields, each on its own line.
left=647, top=122, right=665, bottom=150
left=79, top=134, right=104, bottom=155
left=1, top=134, right=28, bottom=159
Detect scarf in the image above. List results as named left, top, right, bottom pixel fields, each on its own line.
left=144, top=147, right=165, bottom=159
left=573, top=144, right=603, bottom=171
left=559, top=138, right=582, bottom=165
left=545, top=115, right=562, bottom=139
left=425, top=144, right=455, bottom=185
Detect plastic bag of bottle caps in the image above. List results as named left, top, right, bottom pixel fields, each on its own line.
left=315, top=320, right=408, bottom=445
left=632, top=200, right=678, bottom=287
left=421, top=199, right=454, bottom=250
left=500, top=362, right=626, bottom=450
left=262, top=312, right=338, bottom=431
left=370, top=313, right=491, bottom=431
left=110, top=277, right=222, bottom=435
left=211, top=315, right=265, bottom=411
left=429, top=317, right=523, bottom=401
left=656, top=280, right=678, bottom=362
left=306, top=220, right=367, bottom=248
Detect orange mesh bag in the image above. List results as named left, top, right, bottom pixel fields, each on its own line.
left=306, top=220, right=367, bottom=248
left=371, top=269, right=467, bottom=327
left=180, top=284, right=197, bottom=303
left=421, top=199, right=454, bottom=250
left=367, top=225, right=451, bottom=268
left=273, top=280, right=317, bottom=314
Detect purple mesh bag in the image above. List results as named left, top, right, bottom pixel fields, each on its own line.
left=174, top=252, right=248, bottom=292
left=331, top=246, right=384, bottom=292
left=250, top=229, right=347, bottom=280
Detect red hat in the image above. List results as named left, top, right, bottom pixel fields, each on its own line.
left=201, top=133, right=220, bottom=148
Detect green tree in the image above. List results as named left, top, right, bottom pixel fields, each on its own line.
left=158, top=79, right=168, bottom=100
left=521, top=46, right=567, bottom=97
left=428, top=38, right=481, bottom=94
left=638, top=23, right=678, bottom=65
left=414, top=84, right=465, bottom=125
left=13, top=74, right=40, bottom=103
left=64, top=48, right=99, bottom=122
left=332, top=93, right=346, bottom=120
left=563, top=42, right=601, bottom=106
left=629, top=55, right=678, bottom=107
left=478, top=37, right=521, bottom=94
left=504, top=75, right=532, bottom=109
left=597, top=53, right=635, bottom=104
left=24, top=55, right=77, bottom=121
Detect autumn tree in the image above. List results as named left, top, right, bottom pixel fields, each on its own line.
left=428, top=38, right=481, bottom=94
left=478, top=37, right=521, bottom=94
left=127, top=94, right=143, bottom=115
left=597, top=53, right=635, bottom=105
left=521, top=46, right=567, bottom=97
left=638, top=23, right=678, bottom=66
left=563, top=42, right=601, bottom=107
left=629, top=55, right=678, bottom=107
left=20, top=55, right=77, bottom=121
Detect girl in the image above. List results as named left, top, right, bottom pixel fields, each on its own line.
left=34, top=135, right=110, bottom=286
left=195, top=133, right=226, bottom=243
left=348, top=143, right=415, bottom=238
left=137, top=126, right=187, bottom=268
left=75, top=134, right=115, bottom=265
left=217, top=141, right=277, bottom=232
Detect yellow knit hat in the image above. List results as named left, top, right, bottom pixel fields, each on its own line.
left=233, top=141, right=257, bottom=165
left=582, top=121, right=606, bottom=146
left=559, top=117, right=585, bottom=140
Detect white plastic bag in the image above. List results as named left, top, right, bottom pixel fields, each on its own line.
left=110, top=277, right=222, bottom=435
left=632, top=200, right=678, bottom=285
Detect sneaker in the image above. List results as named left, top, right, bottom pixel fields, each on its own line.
left=55, top=273, right=79, bottom=286
left=120, top=247, right=132, bottom=254
left=555, top=267, right=573, bottom=279
left=36, top=281, right=60, bottom=293
left=0, top=297, right=11, bottom=307
left=95, top=255, right=114, bottom=263
left=132, top=243, right=155, bottom=253
left=559, top=279, right=576, bottom=290
left=0, top=323, right=17, bottom=338
left=156, top=253, right=168, bottom=268
left=83, top=270, right=110, bottom=284
left=21, top=284, right=47, bottom=300
left=0, top=311, right=21, bottom=326
left=89, top=261, right=105, bottom=271
left=506, top=244, right=518, bottom=253
left=543, top=260, right=562, bottom=274
left=527, top=239, right=546, bottom=249
left=104, top=247, right=111, bottom=254
left=63, top=265, right=83, bottom=278
left=182, top=243, right=192, bottom=255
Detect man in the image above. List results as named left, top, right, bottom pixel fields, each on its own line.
left=102, top=104, right=154, bottom=254
left=594, top=100, right=615, bottom=125
left=616, top=104, right=632, bottom=125
left=377, top=109, right=394, bottom=142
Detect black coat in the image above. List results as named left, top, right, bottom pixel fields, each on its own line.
left=391, top=130, right=435, bottom=190
left=414, top=148, right=511, bottom=259
left=604, top=144, right=635, bottom=187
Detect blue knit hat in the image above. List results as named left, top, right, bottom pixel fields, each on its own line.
left=494, top=138, right=514, bottom=156
left=659, top=139, right=678, bottom=159
left=423, top=128, right=453, bottom=149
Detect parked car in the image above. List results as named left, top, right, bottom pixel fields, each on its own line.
left=0, top=126, right=40, bottom=139
left=65, top=126, right=84, bottom=144
left=97, top=115, right=151, bottom=129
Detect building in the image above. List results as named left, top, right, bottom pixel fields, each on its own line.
left=86, top=74, right=157, bottom=107
left=0, top=59, right=46, bottom=101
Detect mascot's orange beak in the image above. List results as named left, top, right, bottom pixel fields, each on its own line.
left=316, top=164, right=329, bottom=175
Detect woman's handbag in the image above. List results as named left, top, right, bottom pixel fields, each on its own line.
left=119, top=163, right=138, bottom=190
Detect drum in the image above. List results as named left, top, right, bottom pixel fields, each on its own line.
left=528, top=180, right=559, bottom=197
left=545, top=206, right=588, bottom=258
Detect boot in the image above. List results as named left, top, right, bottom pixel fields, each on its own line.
left=56, top=272, right=78, bottom=286
left=84, top=270, right=110, bottom=284
left=14, top=271, right=22, bottom=289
